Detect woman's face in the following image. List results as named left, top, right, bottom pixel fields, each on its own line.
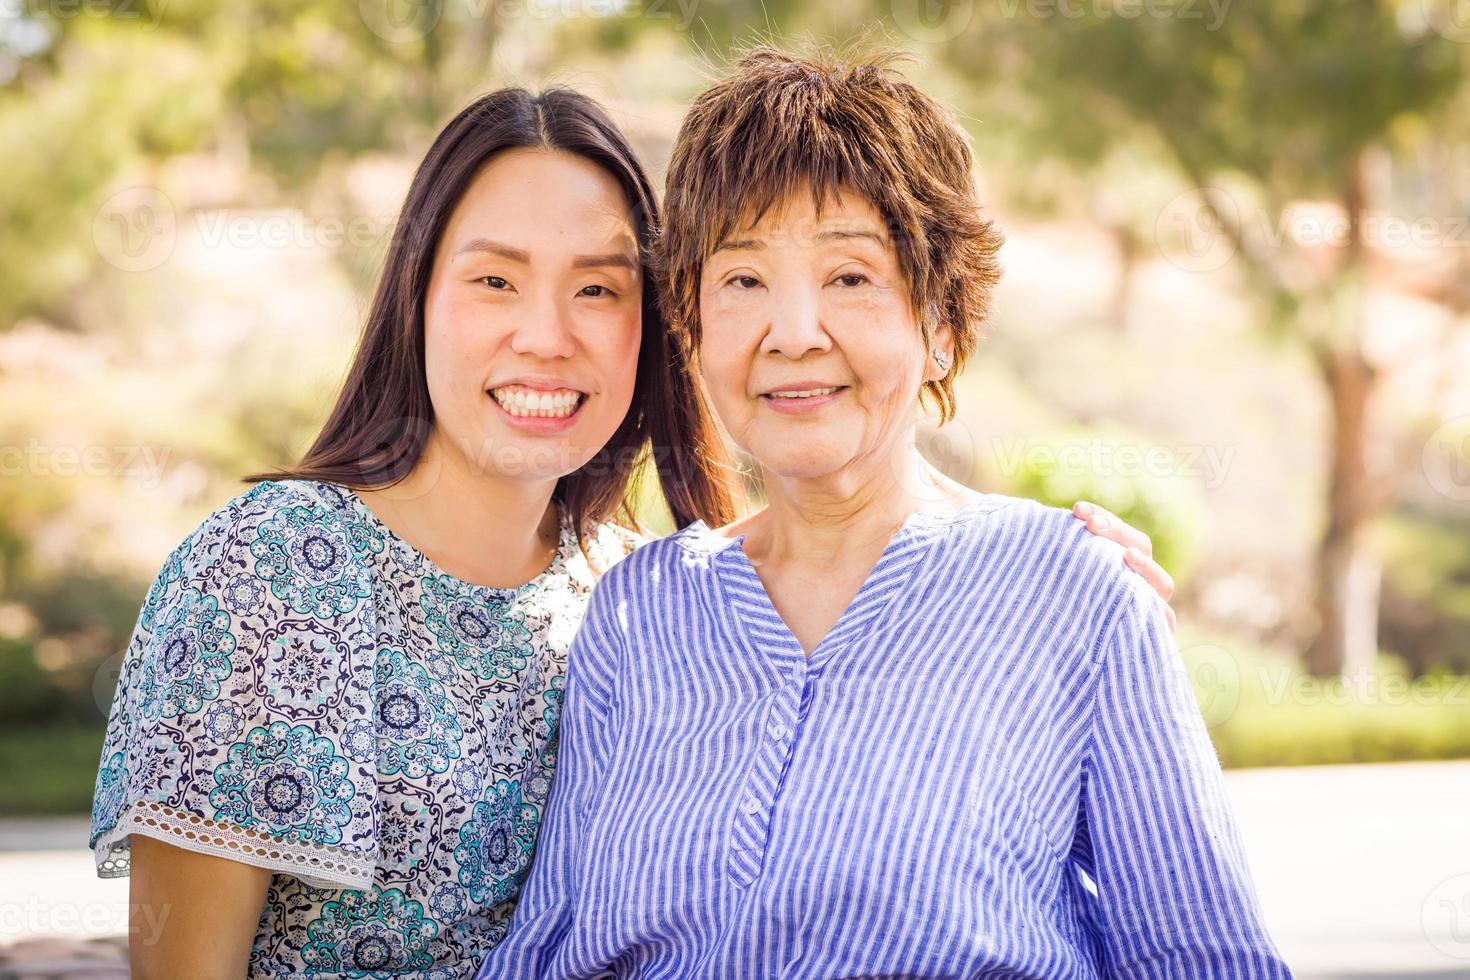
left=697, top=186, right=951, bottom=484
left=422, top=147, right=643, bottom=484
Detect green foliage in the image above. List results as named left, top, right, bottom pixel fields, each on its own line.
left=939, top=0, right=1463, bottom=192
left=0, top=638, right=71, bottom=727
left=1376, top=509, right=1470, bottom=675
left=0, top=722, right=106, bottom=815
left=1182, top=639, right=1470, bottom=768
left=996, top=426, right=1206, bottom=582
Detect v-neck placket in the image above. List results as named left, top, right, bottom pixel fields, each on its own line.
left=686, top=504, right=975, bottom=887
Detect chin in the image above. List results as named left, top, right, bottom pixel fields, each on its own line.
left=463, top=428, right=594, bottom=482
left=755, top=445, right=854, bottom=482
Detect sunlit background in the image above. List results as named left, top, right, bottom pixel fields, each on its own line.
left=2, top=1, right=1469, bottom=976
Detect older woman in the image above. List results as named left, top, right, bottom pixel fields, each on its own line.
left=478, top=49, right=1291, bottom=979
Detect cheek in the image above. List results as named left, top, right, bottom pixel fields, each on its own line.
left=423, top=289, right=499, bottom=406
left=838, top=303, right=925, bottom=404
left=698, top=304, right=758, bottom=393
left=586, top=308, right=643, bottom=401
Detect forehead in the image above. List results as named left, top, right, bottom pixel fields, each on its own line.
left=446, top=148, right=639, bottom=249
left=735, top=184, right=887, bottom=239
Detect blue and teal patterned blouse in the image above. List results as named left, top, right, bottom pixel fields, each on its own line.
left=89, top=479, right=640, bottom=977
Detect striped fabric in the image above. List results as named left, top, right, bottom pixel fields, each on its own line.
left=477, top=494, right=1293, bottom=979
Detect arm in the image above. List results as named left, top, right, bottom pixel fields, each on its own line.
left=476, top=575, right=624, bottom=978
left=129, top=836, right=272, bottom=980
left=91, top=487, right=379, bottom=972
left=1072, top=501, right=1176, bottom=632
left=1072, top=580, right=1292, bottom=978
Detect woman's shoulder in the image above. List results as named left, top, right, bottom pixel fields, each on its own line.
left=941, top=492, right=1139, bottom=618
left=144, top=478, right=389, bottom=622
left=172, top=478, right=359, bottom=543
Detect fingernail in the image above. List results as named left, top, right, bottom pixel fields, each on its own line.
left=1074, top=502, right=1094, bottom=517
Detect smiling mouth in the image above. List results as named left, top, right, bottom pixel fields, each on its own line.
left=488, top=385, right=587, bottom=419
left=761, top=386, right=846, bottom=400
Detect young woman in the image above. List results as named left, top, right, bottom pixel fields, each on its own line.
left=91, top=86, right=1173, bottom=977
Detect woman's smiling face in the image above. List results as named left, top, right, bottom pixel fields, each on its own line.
left=697, top=185, right=952, bottom=483
left=422, top=147, right=644, bottom=483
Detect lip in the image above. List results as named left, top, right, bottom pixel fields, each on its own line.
left=489, top=375, right=588, bottom=394
left=758, top=382, right=848, bottom=415
left=487, top=376, right=589, bottom=435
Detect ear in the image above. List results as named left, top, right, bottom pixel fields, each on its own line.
left=923, top=318, right=956, bottom=384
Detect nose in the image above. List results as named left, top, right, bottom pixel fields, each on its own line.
left=760, top=282, right=831, bottom=360
left=508, top=292, right=576, bottom=360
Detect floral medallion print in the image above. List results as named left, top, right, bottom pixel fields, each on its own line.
left=138, top=586, right=237, bottom=720
left=88, top=480, right=638, bottom=974
left=420, top=575, right=534, bottom=680
left=455, top=778, right=541, bottom=907
left=92, top=751, right=127, bottom=834
left=260, top=621, right=352, bottom=709
left=251, top=502, right=384, bottom=618
left=202, top=700, right=244, bottom=743
left=210, top=721, right=355, bottom=845
left=301, top=886, right=438, bottom=977
left=140, top=534, right=193, bottom=633
left=372, top=647, right=463, bottom=778
left=222, top=572, right=266, bottom=616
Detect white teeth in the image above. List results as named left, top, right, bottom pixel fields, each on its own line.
left=489, top=386, right=584, bottom=419
left=768, top=387, right=840, bottom=399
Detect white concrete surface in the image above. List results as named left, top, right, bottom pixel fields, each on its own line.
left=2, top=762, right=1467, bottom=978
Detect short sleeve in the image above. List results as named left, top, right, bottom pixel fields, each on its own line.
left=1071, top=577, right=1293, bottom=978
left=89, top=480, right=387, bottom=891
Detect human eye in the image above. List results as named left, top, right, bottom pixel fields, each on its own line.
left=830, top=271, right=871, bottom=288
left=479, top=276, right=513, bottom=291
left=725, top=274, right=762, bottom=290
left=577, top=283, right=617, bottom=298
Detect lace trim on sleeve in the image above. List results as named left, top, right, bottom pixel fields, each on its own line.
left=93, top=800, right=375, bottom=891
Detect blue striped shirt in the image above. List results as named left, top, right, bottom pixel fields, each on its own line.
left=477, top=493, right=1292, bottom=978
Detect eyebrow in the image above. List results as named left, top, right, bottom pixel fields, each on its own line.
left=453, top=238, right=638, bottom=271
left=711, top=228, right=890, bottom=253
left=815, top=228, right=889, bottom=247
left=571, top=252, right=638, bottom=271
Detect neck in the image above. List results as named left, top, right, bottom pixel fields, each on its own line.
left=749, top=436, right=965, bottom=565
left=359, top=429, right=561, bottom=588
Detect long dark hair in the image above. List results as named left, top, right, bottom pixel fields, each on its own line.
left=248, top=87, right=736, bottom=541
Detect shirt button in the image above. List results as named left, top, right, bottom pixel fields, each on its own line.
left=768, top=721, right=788, bottom=740
left=742, top=796, right=762, bottom=815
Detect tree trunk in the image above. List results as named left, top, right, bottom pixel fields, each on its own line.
left=1303, top=345, right=1383, bottom=678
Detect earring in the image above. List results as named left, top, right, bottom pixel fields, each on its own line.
left=932, top=345, right=953, bottom=373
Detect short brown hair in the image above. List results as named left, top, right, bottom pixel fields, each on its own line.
left=659, top=45, right=1005, bottom=422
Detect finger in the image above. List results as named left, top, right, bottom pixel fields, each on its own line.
left=1164, top=601, right=1177, bottom=634
left=1079, top=503, right=1154, bottom=558
left=1124, top=546, right=1176, bottom=602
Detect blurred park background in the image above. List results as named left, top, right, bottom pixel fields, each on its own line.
left=1, top=0, right=1470, bottom=976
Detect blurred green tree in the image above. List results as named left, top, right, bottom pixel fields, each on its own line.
left=917, top=0, right=1470, bottom=676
